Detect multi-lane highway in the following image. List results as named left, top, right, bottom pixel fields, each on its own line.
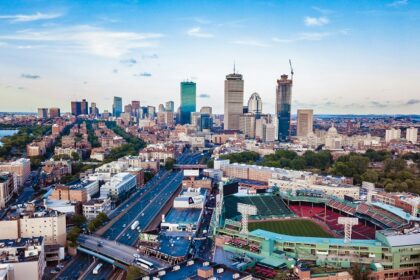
left=56, top=152, right=206, bottom=280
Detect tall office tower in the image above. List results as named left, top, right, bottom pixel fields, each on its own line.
left=37, top=108, right=48, bottom=119
left=224, top=70, right=244, bottom=130
left=247, top=92, right=262, bottom=115
left=165, top=101, right=174, bottom=112
left=81, top=99, right=89, bottom=115
left=71, top=101, right=81, bottom=116
left=191, top=112, right=201, bottom=127
left=199, top=114, right=212, bottom=131
left=385, top=128, right=401, bottom=143
left=406, top=127, right=418, bottom=144
left=297, top=109, right=314, bottom=137
left=124, top=104, right=132, bottom=114
left=49, top=107, right=60, bottom=118
left=113, top=96, right=122, bottom=117
left=276, top=74, right=293, bottom=142
left=263, top=123, right=276, bottom=142
left=239, top=113, right=256, bottom=138
left=158, top=104, right=165, bottom=113
left=147, top=106, right=156, bottom=119
left=200, top=106, right=212, bottom=115
left=180, top=81, right=196, bottom=124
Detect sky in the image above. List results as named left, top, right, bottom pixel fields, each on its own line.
left=0, top=0, right=419, bottom=114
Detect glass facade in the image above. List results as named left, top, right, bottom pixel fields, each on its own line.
left=113, top=96, right=122, bottom=117
left=180, top=81, right=196, bottom=124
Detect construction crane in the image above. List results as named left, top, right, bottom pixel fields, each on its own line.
left=289, top=59, right=294, bottom=80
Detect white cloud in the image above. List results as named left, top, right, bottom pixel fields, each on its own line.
left=298, top=32, right=331, bottom=41
left=0, top=25, right=163, bottom=58
left=387, top=0, right=408, bottom=7
left=0, top=12, right=62, bottom=23
left=232, top=40, right=270, bottom=47
left=186, top=27, right=214, bottom=38
left=304, top=16, right=330, bottom=27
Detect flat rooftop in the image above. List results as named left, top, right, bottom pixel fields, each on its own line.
left=158, top=234, right=191, bottom=257
left=164, top=208, right=202, bottom=225
left=150, top=259, right=250, bottom=280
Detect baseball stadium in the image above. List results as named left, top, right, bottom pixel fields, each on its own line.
left=212, top=184, right=420, bottom=279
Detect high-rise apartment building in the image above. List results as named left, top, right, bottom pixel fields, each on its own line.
left=49, top=107, right=60, bottom=118
left=71, top=99, right=88, bottom=116
left=180, top=81, right=196, bottom=124
left=297, top=109, right=314, bottom=137
left=276, top=74, right=293, bottom=142
left=385, top=128, right=401, bottom=143
left=0, top=173, right=14, bottom=209
left=113, top=96, right=122, bottom=117
left=147, top=106, right=156, bottom=119
left=158, top=104, right=165, bottom=112
left=37, top=108, right=48, bottom=119
left=131, top=101, right=140, bottom=118
left=89, top=102, right=99, bottom=116
left=406, top=127, right=418, bottom=144
left=165, top=101, right=174, bottom=112
left=247, top=92, right=262, bottom=115
left=239, top=113, right=256, bottom=139
left=224, top=71, right=244, bottom=130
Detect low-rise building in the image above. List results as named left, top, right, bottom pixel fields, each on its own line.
left=0, top=203, right=66, bottom=246
left=0, top=158, right=31, bottom=188
left=82, top=198, right=111, bottom=220
left=0, top=173, right=14, bottom=209
left=100, top=173, right=136, bottom=200
left=0, top=237, right=46, bottom=280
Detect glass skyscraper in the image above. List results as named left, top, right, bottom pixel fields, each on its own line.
left=180, top=81, right=196, bottom=124
left=276, top=74, right=293, bottom=142
left=113, top=96, right=122, bottom=117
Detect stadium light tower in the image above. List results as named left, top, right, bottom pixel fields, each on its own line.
left=237, top=203, right=257, bottom=234
left=338, top=217, right=359, bottom=243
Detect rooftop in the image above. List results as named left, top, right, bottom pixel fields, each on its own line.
left=164, top=208, right=202, bottom=225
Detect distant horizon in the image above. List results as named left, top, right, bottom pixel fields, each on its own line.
left=1, top=0, right=419, bottom=114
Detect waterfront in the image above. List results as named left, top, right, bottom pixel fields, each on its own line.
left=0, top=129, right=18, bottom=146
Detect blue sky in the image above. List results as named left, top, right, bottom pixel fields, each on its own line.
left=0, top=0, right=419, bottom=114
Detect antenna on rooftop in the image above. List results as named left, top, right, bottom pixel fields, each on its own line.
left=233, top=60, right=236, bottom=74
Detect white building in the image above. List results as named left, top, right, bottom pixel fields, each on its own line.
left=83, top=198, right=112, bottom=220
left=385, top=128, right=401, bottom=143
left=406, top=127, right=418, bottom=144
left=100, top=173, right=136, bottom=200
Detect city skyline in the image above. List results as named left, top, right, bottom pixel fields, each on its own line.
left=0, top=0, right=419, bottom=114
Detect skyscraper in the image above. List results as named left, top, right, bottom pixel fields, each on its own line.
left=49, top=107, right=60, bottom=118
left=113, top=96, right=122, bottom=117
left=165, top=101, right=174, bottom=112
left=71, top=99, right=88, bottom=116
left=406, top=127, right=418, bottom=144
left=180, top=81, right=196, bottom=124
left=158, top=104, right=165, bottom=112
left=247, top=92, right=262, bottom=115
left=224, top=69, right=244, bottom=130
left=89, top=102, right=99, bottom=116
left=276, top=74, right=292, bottom=142
left=131, top=101, right=140, bottom=118
left=297, top=109, right=313, bottom=137
left=37, top=108, right=48, bottom=119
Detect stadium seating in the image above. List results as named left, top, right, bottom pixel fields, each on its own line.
left=356, top=203, right=405, bottom=229
left=223, top=195, right=293, bottom=220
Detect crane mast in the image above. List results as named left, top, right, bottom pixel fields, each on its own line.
left=289, top=59, right=294, bottom=80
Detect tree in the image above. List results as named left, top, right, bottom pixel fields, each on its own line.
left=207, top=158, right=214, bottom=168
left=291, top=157, right=306, bottom=170
left=67, top=227, right=82, bottom=247
left=72, top=214, right=87, bottom=226
left=71, top=151, right=80, bottom=161
left=361, top=170, right=379, bottom=183
left=165, top=157, right=176, bottom=170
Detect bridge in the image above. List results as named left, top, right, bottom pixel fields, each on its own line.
left=77, top=234, right=169, bottom=273
left=173, top=164, right=207, bottom=169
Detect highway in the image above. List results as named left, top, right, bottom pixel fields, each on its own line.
left=56, top=152, right=206, bottom=280
left=78, top=234, right=167, bottom=270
